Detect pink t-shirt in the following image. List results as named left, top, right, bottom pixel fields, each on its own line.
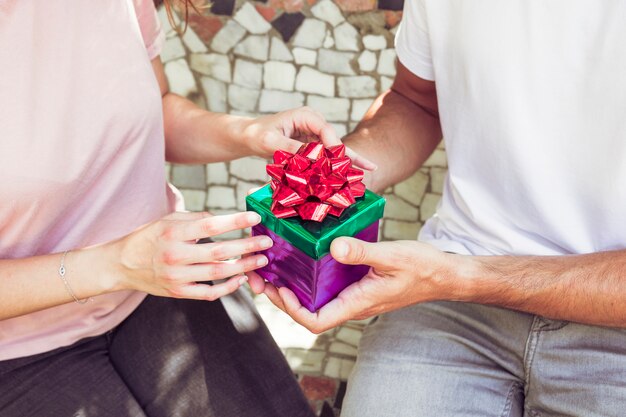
left=0, top=0, right=178, bottom=360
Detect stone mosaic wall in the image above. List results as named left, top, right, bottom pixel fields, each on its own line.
left=159, top=0, right=447, bottom=241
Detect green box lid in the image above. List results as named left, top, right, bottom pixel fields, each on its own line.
left=246, top=184, right=385, bottom=260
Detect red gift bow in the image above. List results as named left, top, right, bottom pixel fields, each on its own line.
left=266, top=142, right=365, bottom=222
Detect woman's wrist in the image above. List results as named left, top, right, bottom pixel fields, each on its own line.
left=225, top=114, right=257, bottom=157
left=80, top=241, right=130, bottom=294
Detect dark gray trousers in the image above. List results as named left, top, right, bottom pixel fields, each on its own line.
left=0, top=291, right=314, bottom=417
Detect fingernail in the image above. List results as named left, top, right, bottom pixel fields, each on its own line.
left=333, top=240, right=349, bottom=258
left=260, top=237, right=273, bottom=249
left=247, top=212, right=261, bottom=224
left=238, top=276, right=248, bottom=285
left=257, top=256, right=268, bottom=267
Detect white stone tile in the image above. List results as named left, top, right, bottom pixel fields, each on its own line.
left=233, top=35, right=270, bottom=61
left=157, top=6, right=180, bottom=29
left=351, top=99, right=372, bottom=121
left=233, top=2, right=271, bottom=34
left=307, top=96, right=350, bottom=122
left=180, top=189, right=206, bottom=212
left=233, top=59, right=263, bottom=89
left=171, top=164, right=206, bottom=189
left=236, top=180, right=265, bottom=211
left=269, top=36, right=293, bottom=62
left=200, top=77, right=227, bottom=113
left=230, top=157, right=268, bottom=182
left=285, top=349, right=325, bottom=373
left=363, top=34, right=387, bottom=51
left=334, top=22, right=359, bottom=52
left=230, top=110, right=259, bottom=118
left=331, top=123, right=348, bottom=137
left=182, top=27, right=207, bottom=53
left=255, top=297, right=319, bottom=349
left=338, top=76, right=377, bottom=98
left=206, top=162, right=229, bottom=185
left=211, top=228, right=244, bottom=241
left=296, top=66, right=335, bottom=97
left=377, top=48, right=397, bottom=76
left=357, top=50, right=377, bottom=72
left=161, top=37, right=186, bottom=63
left=164, top=59, right=197, bottom=97
left=189, top=53, right=231, bottom=83
left=211, top=20, right=246, bottom=54
left=383, top=219, right=421, bottom=240
left=384, top=194, right=419, bottom=221
left=336, top=326, right=363, bottom=346
left=324, top=357, right=355, bottom=380
left=206, top=185, right=237, bottom=209
left=292, top=18, right=327, bottom=49
left=165, top=163, right=172, bottom=182
left=380, top=75, right=394, bottom=92
left=395, top=171, right=429, bottom=206
left=318, top=49, right=355, bottom=75
left=430, top=167, right=447, bottom=194
left=263, top=61, right=296, bottom=91
left=228, top=84, right=260, bottom=112
left=259, top=90, right=305, bottom=113
left=349, top=121, right=359, bottom=132
left=420, top=193, right=441, bottom=221
left=329, top=341, right=358, bottom=357
left=292, top=47, right=317, bottom=66
left=311, top=0, right=345, bottom=27
left=323, top=30, right=335, bottom=49
left=423, top=149, right=447, bottom=167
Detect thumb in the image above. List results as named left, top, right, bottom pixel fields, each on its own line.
left=331, top=237, right=382, bottom=268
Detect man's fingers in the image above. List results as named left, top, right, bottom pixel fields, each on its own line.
left=277, top=287, right=349, bottom=334
left=173, top=212, right=261, bottom=241
left=245, top=270, right=266, bottom=294
left=173, top=276, right=245, bottom=301
left=330, top=237, right=386, bottom=269
left=263, top=283, right=286, bottom=312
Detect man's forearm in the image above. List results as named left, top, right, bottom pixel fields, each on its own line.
left=343, top=89, right=442, bottom=193
left=456, top=250, right=626, bottom=327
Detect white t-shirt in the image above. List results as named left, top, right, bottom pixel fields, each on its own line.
left=396, top=0, right=626, bottom=256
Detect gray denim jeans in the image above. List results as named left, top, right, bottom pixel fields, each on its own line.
left=341, top=301, right=626, bottom=417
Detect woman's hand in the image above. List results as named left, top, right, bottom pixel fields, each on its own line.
left=240, top=107, right=377, bottom=171
left=110, top=211, right=273, bottom=301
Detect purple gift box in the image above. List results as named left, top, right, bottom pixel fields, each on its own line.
left=246, top=185, right=385, bottom=312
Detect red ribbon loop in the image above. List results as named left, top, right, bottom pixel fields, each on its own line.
left=267, top=143, right=366, bottom=222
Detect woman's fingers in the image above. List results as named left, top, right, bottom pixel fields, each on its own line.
left=167, top=254, right=268, bottom=283
left=170, top=212, right=261, bottom=242
left=180, top=235, right=272, bottom=264
left=173, top=276, right=247, bottom=301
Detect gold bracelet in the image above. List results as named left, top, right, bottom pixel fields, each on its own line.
left=58, top=251, right=91, bottom=305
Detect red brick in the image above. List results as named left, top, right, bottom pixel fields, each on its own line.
left=255, top=4, right=277, bottom=22
left=384, top=10, right=403, bottom=28
left=188, top=14, right=222, bottom=45
left=269, top=0, right=306, bottom=13
left=335, top=0, right=376, bottom=13
left=300, top=375, right=338, bottom=402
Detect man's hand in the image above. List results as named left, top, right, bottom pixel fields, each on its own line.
left=248, top=238, right=466, bottom=333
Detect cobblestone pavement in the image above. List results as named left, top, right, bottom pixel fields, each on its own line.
left=254, top=294, right=372, bottom=416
